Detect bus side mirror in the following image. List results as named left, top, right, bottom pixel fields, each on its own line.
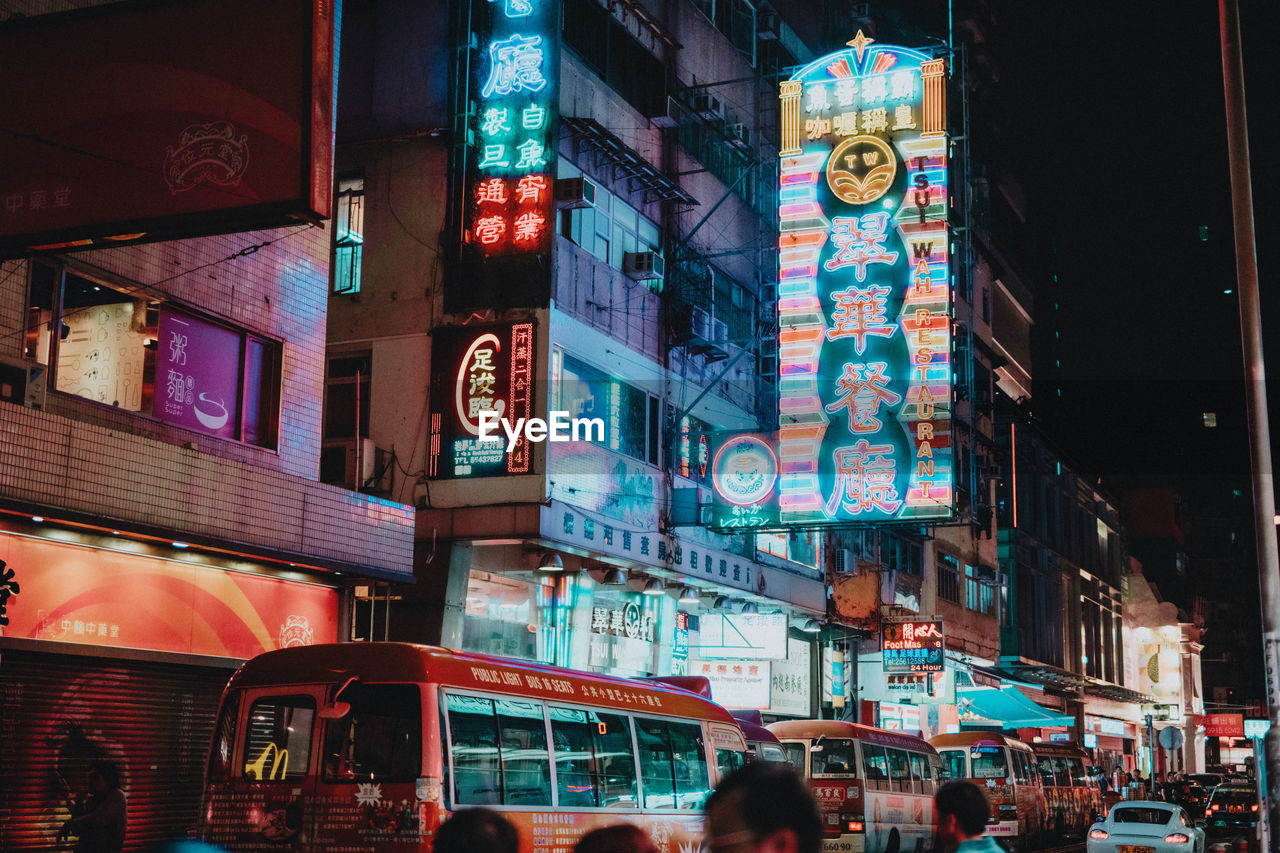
left=319, top=701, right=351, bottom=720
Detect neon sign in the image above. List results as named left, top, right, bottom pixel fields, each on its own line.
left=709, top=32, right=952, bottom=529
left=882, top=619, right=945, bottom=673
left=429, top=322, right=535, bottom=478
left=466, top=0, right=557, bottom=257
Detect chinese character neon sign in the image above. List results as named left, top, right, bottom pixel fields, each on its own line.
left=466, top=1, right=557, bottom=257
left=708, top=32, right=952, bottom=529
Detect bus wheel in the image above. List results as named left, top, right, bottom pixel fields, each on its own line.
left=1053, top=813, right=1065, bottom=841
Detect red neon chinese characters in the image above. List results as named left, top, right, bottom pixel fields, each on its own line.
left=826, top=283, right=894, bottom=352
left=515, top=174, right=548, bottom=204
left=824, top=212, right=898, bottom=281
left=474, top=216, right=507, bottom=245
left=824, top=439, right=902, bottom=515
left=513, top=211, right=545, bottom=241
left=825, top=361, right=901, bottom=433
left=475, top=177, right=508, bottom=205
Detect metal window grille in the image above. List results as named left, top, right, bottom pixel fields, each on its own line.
left=937, top=555, right=961, bottom=604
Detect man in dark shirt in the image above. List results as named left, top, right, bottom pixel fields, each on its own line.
left=60, top=760, right=127, bottom=853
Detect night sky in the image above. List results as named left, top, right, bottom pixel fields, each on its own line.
left=997, top=0, right=1280, bottom=489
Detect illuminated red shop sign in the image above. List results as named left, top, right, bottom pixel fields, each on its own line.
left=882, top=619, right=944, bottom=673
left=428, top=322, right=536, bottom=479
left=1198, top=713, right=1244, bottom=738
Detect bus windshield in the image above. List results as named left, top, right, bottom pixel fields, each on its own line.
left=970, top=745, right=1008, bottom=778
left=813, top=739, right=858, bottom=776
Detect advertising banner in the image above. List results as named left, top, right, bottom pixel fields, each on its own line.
left=689, top=659, right=772, bottom=711
left=156, top=309, right=242, bottom=439
left=712, top=33, right=953, bottom=530
left=428, top=322, right=536, bottom=478
left=1199, top=713, right=1245, bottom=738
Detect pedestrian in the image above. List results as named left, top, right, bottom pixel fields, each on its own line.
left=434, top=807, right=520, bottom=853
left=58, top=760, right=127, bottom=853
left=574, top=824, right=658, bottom=853
left=933, top=780, right=1002, bottom=853
left=704, top=761, right=822, bottom=853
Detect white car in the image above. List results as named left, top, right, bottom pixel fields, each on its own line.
left=1087, top=801, right=1205, bottom=853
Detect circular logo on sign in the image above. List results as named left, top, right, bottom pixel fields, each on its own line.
left=826, top=135, right=897, bottom=204
left=712, top=436, right=778, bottom=506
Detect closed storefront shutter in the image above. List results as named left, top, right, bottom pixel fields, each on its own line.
left=0, top=648, right=234, bottom=851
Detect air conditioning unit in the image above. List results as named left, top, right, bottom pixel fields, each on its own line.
left=833, top=548, right=855, bottom=574
left=692, top=92, right=726, bottom=122
left=756, top=11, right=779, bottom=40
left=690, top=306, right=713, bottom=340
left=554, top=176, right=597, bottom=209
left=345, top=437, right=379, bottom=491
left=646, top=94, right=681, bottom=129
left=0, top=355, right=46, bottom=409
left=710, top=319, right=729, bottom=342
left=725, top=123, right=751, bottom=150
left=623, top=251, right=665, bottom=282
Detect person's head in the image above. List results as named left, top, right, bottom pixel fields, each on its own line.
left=934, top=781, right=990, bottom=848
left=574, top=824, right=657, bottom=853
left=704, top=762, right=821, bottom=853
left=87, top=760, right=119, bottom=792
left=434, top=808, right=519, bottom=853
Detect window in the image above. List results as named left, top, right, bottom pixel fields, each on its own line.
left=555, top=352, right=660, bottom=465
left=634, top=717, right=709, bottom=810
left=243, top=695, right=315, bottom=781
left=886, top=747, right=912, bottom=792
left=812, top=740, right=857, bottom=776
left=1068, top=757, right=1089, bottom=786
left=446, top=694, right=502, bottom=805
left=495, top=699, right=552, bottom=805
left=909, top=751, right=931, bottom=794
left=939, top=750, right=966, bottom=780
left=937, top=553, right=962, bottom=604
left=861, top=743, right=890, bottom=790
left=970, top=745, right=1008, bottom=779
left=207, top=691, right=240, bottom=783
left=445, top=694, right=552, bottom=806
left=757, top=529, right=820, bottom=569
left=1037, top=757, right=1057, bottom=787
left=320, top=353, right=373, bottom=484
left=549, top=706, right=638, bottom=808
left=561, top=0, right=665, bottom=119
left=558, top=162, right=661, bottom=276
left=782, top=742, right=807, bottom=770
left=333, top=176, right=365, bottom=295
left=321, top=684, right=421, bottom=783
left=966, top=565, right=997, bottom=616
left=25, top=259, right=281, bottom=447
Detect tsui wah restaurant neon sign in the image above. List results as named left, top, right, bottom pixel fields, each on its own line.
left=465, top=0, right=559, bottom=257
left=429, top=322, right=536, bottom=478
left=773, top=32, right=953, bottom=525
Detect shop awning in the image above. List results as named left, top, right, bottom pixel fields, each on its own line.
left=958, top=686, right=1075, bottom=728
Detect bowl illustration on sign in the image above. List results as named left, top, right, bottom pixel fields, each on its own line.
left=193, top=393, right=230, bottom=430
left=712, top=436, right=778, bottom=506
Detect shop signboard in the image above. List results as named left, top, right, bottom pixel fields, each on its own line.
left=428, top=322, right=536, bottom=478
left=882, top=619, right=944, bottom=672
left=879, top=701, right=921, bottom=732
left=697, top=612, right=789, bottom=660
left=1244, top=719, right=1271, bottom=739
left=770, top=638, right=812, bottom=716
left=1199, top=713, right=1244, bottom=738
left=156, top=309, right=243, bottom=440
left=691, top=659, right=772, bottom=711
left=709, top=33, right=953, bottom=532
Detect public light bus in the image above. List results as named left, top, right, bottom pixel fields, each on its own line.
left=1030, top=742, right=1103, bottom=839
left=730, top=710, right=787, bottom=764
left=929, top=732, right=1047, bottom=851
left=768, top=720, right=941, bottom=853
left=198, top=643, right=748, bottom=852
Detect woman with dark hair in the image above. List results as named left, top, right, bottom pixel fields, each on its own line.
left=59, top=759, right=127, bottom=852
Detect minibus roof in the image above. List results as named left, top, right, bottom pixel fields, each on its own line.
left=228, top=642, right=739, bottom=723
left=930, top=732, right=1032, bottom=750
left=767, top=719, right=937, bottom=753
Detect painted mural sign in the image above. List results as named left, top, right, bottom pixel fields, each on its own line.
left=465, top=0, right=558, bottom=258
left=711, top=32, right=952, bottom=530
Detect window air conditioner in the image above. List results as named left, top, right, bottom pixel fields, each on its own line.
left=646, top=94, right=681, bottom=129
left=0, top=356, right=46, bottom=410
left=710, top=319, right=729, bottom=342
left=726, top=123, right=751, bottom=150
left=690, top=307, right=713, bottom=340
left=554, top=176, right=597, bottom=210
left=833, top=548, right=855, bottom=573
left=623, top=251, right=665, bottom=282
left=692, top=93, right=726, bottom=122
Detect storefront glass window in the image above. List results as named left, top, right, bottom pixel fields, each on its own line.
left=463, top=572, right=538, bottom=662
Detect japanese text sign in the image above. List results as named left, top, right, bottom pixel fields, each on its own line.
left=428, top=322, right=536, bottom=478
left=713, top=33, right=952, bottom=530
left=882, top=619, right=944, bottom=673
left=466, top=0, right=558, bottom=257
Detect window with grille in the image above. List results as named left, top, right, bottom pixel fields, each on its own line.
left=937, top=553, right=961, bottom=604
left=966, top=564, right=997, bottom=615
left=333, top=176, right=365, bottom=295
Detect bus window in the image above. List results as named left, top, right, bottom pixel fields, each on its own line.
left=445, top=694, right=501, bottom=805
left=909, top=751, right=929, bottom=794
left=668, top=721, right=711, bottom=809
left=1051, top=757, right=1071, bottom=787
left=939, top=749, right=966, bottom=780
left=635, top=718, right=710, bottom=810
left=321, top=684, right=421, bottom=783
left=208, top=690, right=239, bottom=783
left=717, top=747, right=745, bottom=780
left=862, top=743, right=890, bottom=790
left=496, top=699, right=551, bottom=805
left=886, top=748, right=912, bottom=793
left=1036, top=757, right=1055, bottom=787
left=757, top=742, right=787, bottom=764
left=1067, top=757, right=1088, bottom=786
left=782, top=742, right=807, bottom=770
left=813, top=740, right=857, bottom=776
left=971, top=745, right=1008, bottom=779
left=548, top=706, right=638, bottom=808
left=243, top=695, right=315, bottom=781
left=594, top=712, right=639, bottom=808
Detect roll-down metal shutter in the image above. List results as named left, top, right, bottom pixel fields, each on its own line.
left=0, top=649, right=231, bottom=851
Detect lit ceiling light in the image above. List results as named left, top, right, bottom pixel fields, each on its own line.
left=678, top=586, right=699, bottom=604
left=31, top=515, right=44, bottom=523
left=802, top=619, right=821, bottom=633
left=642, top=578, right=665, bottom=596
left=602, top=567, right=627, bottom=585
left=172, top=541, right=190, bottom=548
left=714, top=595, right=732, bottom=609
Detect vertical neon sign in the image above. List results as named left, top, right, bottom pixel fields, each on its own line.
left=774, top=31, right=953, bottom=524
left=467, top=0, right=558, bottom=257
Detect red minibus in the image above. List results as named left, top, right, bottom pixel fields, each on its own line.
left=768, top=720, right=940, bottom=853
left=1030, top=743, right=1103, bottom=838
left=199, top=643, right=748, bottom=851
left=930, top=732, right=1047, bottom=850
